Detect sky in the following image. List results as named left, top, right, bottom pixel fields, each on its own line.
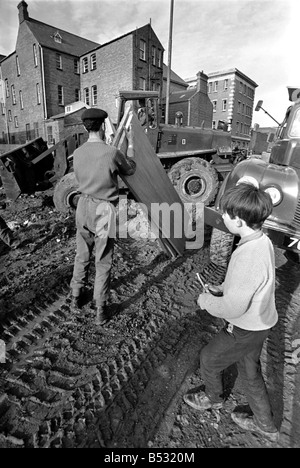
left=0, top=0, right=299, bottom=127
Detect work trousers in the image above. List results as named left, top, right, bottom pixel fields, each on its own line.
left=0, top=215, right=14, bottom=247
left=70, top=196, right=116, bottom=306
left=200, top=324, right=277, bottom=430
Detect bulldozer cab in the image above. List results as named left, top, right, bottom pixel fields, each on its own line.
left=115, top=90, right=160, bottom=152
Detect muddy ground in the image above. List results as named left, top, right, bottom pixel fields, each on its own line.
left=0, top=186, right=300, bottom=450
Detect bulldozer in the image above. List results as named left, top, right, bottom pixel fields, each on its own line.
left=203, top=86, right=300, bottom=272
left=52, top=90, right=245, bottom=213
left=0, top=90, right=245, bottom=215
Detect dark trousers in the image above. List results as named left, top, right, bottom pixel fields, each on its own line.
left=0, top=215, right=14, bottom=247
left=200, top=324, right=276, bottom=430
left=70, top=196, right=115, bottom=306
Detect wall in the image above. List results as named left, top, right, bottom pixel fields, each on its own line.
left=42, top=48, right=81, bottom=118
left=1, top=22, right=46, bottom=144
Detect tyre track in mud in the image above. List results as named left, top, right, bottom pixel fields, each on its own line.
left=1, top=227, right=300, bottom=448
left=0, top=236, right=216, bottom=448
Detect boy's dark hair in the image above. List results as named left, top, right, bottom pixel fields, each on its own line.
left=220, top=183, right=273, bottom=229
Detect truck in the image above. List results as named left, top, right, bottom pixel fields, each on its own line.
left=203, top=87, right=300, bottom=280
left=52, top=90, right=246, bottom=213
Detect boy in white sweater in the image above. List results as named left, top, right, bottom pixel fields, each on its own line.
left=184, top=183, right=279, bottom=442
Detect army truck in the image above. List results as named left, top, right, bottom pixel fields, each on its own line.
left=204, top=87, right=300, bottom=275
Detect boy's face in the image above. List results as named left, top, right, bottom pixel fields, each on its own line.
left=222, top=212, right=242, bottom=235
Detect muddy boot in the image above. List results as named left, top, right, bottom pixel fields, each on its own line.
left=70, top=296, right=81, bottom=314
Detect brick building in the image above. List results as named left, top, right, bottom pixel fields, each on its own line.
left=185, top=68, right=258, bottom=149
left=0, top=1, right=99, bottom=145
left=167, top=71, right=213, bottom=127
left=79, top=24, right=164, bottom=124
left=0, top=1, right=164, bottom=146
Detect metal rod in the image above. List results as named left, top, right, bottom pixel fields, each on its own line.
left=165, top=0, right=174, bottom=125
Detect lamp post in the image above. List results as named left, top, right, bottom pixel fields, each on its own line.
left=165, top=0, right=174, bottom=125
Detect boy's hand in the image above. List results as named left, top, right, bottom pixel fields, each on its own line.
left=197, top=293, right=208, bottom=309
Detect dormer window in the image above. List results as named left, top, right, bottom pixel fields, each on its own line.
left=54, top=32, right=62, bottom=43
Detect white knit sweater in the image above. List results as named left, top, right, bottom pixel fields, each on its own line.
left=199, top=231, right=278, bottom=331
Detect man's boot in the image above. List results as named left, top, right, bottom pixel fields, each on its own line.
left=95, top=306, right=109, bottom=326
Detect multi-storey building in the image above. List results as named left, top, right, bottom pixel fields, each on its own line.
left=185, top=68, right=258, bottom=149
left=0, top=1, right=99, bottom=145
left=79, top=25, right=164, bottom=124
left=0, top=1, right=164, bottom=146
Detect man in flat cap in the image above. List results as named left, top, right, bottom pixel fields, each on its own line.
left=69, top=107, right=136, bottom=325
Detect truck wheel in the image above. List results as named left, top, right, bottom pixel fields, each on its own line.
left=210, top=228, right=235, bottom=268
left=53, top=172, right=79, bottom=214
left=168, top=157, right=219, bottom=205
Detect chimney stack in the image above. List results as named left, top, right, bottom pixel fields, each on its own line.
left=18, top=1, right=29, bottom=24
left=197, top=71, right=208, bottom=94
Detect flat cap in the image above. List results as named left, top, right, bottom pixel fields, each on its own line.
left=81, top=108, right=108, bottom=121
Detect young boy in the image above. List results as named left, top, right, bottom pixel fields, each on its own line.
left=184, top=183, right=279, bottom=442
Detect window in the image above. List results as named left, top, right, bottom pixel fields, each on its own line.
left=19, top=90, right=24, bottom=109
left=239, top=81, right=243, bottom=93
left=14, top=116, right=18, bottom=128
left=11, top=85, right=16, bottom=105
left=90, top=54, right=96, bottom=70
left=237, top=101, right=241, bottom=113
left=84, top=87, right=90, bottom=105
left=26, top=123, right=31, bottom=141
left=222, top=99, right=227, bottom=111
left=58, top=85, right=64, bottom=105
left=34, top=122, right=39, bottom=138
left=56, top=53, right=62, bottom=70
left=75, top=89, right=80, bottom=101
left=36, top=83, right=41, bottom=104
left=157, top=49, right=162, bottom=68
left=16, top=56, right=20, bottom=76
left=242, top=103, right=245, bottom=114
left=212, top=120, right=216, bottom=129
left=8, top=110, right=12, bottom=122
left=54, top=32, right=62, bottom=43
left=139, top=39, right=146, bottom=61
left=1, top=103, right=5, bottom=115
left=47, top=126, right=54, bottom=145
left=33, top=43, right=38, bottom=67
left=139, top=77, right=146, bottom=91
left=151, top=46, right=156, bottom=65
left=223, top=79, right=228, bottom=90
left=212, top=100, right=217, bottom=112
left=5, top=79, right=9, bottom=98
left=208, top=82, right=212, bottom=94
left=91, top=85, right=97, bottom=105
left=240, top=123, right=243, bottom=133
left=213, top=81, right=218, bottom=92
left=82, top=57, right=88, bottom=73
left=74, top=59, right=80, bottom=74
